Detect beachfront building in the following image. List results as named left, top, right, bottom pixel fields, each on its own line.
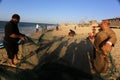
left=103, top=17, right=120, bottom=28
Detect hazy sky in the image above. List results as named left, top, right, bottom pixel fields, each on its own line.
left=0, top=0, right=120, bottom=23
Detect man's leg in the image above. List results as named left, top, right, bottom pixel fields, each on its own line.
left=13, top=54, right=20, bottom=64
left=4, top=42, right=16, bottom=67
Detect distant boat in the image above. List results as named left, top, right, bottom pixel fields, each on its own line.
left=0, top=41, right=4, bottom=49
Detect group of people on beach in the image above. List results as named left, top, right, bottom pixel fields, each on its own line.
left=1, top=14, right=117, bottom=75
left=35, top=24, right=48, bottom=33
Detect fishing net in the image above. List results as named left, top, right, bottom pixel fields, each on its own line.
left=0, top=30, right=120, bottom=80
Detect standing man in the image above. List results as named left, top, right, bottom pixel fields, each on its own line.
left=35, top=24, right=39, bottom=32
left=4, top=14, right=26, bottom=67
left=93, top=20, right=117, bottom=74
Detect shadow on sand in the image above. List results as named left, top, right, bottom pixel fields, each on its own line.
left=0, top=32, right=103, bottom=80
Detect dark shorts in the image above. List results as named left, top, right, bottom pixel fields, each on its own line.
left=4, top=41, right=18, bottom=59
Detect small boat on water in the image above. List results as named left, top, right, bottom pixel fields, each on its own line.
left=0, top=41, right=4, bottom=49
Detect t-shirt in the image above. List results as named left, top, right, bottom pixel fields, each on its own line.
left=4, top=20, right=20, bottom=44
left=94, top=28, right=117, bottom=48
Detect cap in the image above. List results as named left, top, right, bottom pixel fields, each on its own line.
left=12, top=14, right=20, bottom=19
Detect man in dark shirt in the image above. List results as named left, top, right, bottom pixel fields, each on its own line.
left=4, top=14, right=26, bottom=67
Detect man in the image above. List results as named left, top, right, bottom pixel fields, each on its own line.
left=87, top=32, right=95, bottom=44
left=92, top=27, right=96, bottom=37
left=93, top=20, right=117, bottom=74
left=68, top=29, right=76, bottom=37
left=94, top=20, right=117, bottom=54
left=35, top=24, right=39, bottom=32
left=4, top=14, right=26, bottom=67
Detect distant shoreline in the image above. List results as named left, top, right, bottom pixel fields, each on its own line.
left=0, top=21, right=57, bottom=41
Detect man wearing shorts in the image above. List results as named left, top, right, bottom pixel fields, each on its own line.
left=4, top=14, right=26, bottom=67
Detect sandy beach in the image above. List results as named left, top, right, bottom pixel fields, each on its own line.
left=0, top=24, right=120, bottom=80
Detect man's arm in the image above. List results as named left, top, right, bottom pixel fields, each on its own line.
left=107, top=30, right=117, bottom=46
left=10, top=33, right=26, bottom=40
left=102, top=30, right=117, bottom=54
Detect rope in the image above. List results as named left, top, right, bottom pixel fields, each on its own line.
left=16, top=33, right=46, bottom=67
left=21, top=33, right=46, bottom=46
left=25, top=36, right=39, bottom=46
left=108, top=52, right=117, bottom=74
left=98, top=52, right=120, bottom=80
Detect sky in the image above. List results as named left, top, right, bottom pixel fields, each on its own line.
left=0, top=0, right=120, bottom=24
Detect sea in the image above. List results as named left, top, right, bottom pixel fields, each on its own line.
left=0, top=21, right=57, bottom=38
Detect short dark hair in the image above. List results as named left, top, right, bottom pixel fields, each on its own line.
left=12, top=14, right=20, bottom=19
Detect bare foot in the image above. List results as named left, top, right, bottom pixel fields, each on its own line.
left=8, top=59, right=16, bottom=67
left=9, top=63, right=16, bottom=67
left=13, top=59, right=20, bottom=64
left=14, top=54, right=20, bottom=64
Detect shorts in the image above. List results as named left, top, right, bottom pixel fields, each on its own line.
left=4, top=41, right=18, bottom=59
